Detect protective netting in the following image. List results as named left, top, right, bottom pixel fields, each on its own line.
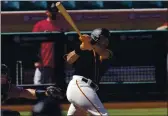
left=65, top=66, right=156, bottom=84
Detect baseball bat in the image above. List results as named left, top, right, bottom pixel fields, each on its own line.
left=56, top=2, right=82, bottom=39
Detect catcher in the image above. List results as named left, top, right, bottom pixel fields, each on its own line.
left=1, top=64, right=64, bottom=116
left=65, top=28, right=112, bottom=116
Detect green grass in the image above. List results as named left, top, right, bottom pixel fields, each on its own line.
left=107, top=108, right=167, bottom=116
left=20, top=108, right=167, bottom=116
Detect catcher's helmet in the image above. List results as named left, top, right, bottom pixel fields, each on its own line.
left=90, top=28, right=110, bottom=45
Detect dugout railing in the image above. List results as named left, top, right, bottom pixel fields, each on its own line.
left=1, top=30, right=167, bottom=102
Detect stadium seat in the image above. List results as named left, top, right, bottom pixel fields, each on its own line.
left=120, top=1, right=133, bottom=8
left=149, top=1, right=163, bottom=8
left=2, top=1, right=20, bottom=11
left=62, top=1, right=76, bottom=10
left=20, top=1, right=47, bottom=11
left=132, top=1, right=162, bottom=8
left=30, top=1, right=47, bottom=9
left=88, top=1, right=104, bottom=9
left=75, top=1, right=104, bottom=10
left=103, top=1, right=132, bottom=9
left=162, top=1, right=168, bottom=8
left=1, top=1, right=167, bottom=11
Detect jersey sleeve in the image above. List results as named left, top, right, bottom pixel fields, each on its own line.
left=98, top=51, right=114, bottom=83
left=32, top=22, right=40, bottom=32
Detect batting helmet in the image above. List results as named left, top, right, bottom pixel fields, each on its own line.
left=90, top=28, right=110, bottom=46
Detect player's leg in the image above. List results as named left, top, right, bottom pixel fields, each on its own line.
left=67, top=76, right=108, bottom=116
left=76, top=84, right=108, bottom=116
left=67, top=79, right=77, bottom=116
left=67, top=103, right=76, bottom=116
left=67, top=103, right=87, bottom=116
left=33, top=68, right=42, bottom=84
left=66, top=79, right=88, bottom=116
left=1, top=110, right=20, bottom=116
left=87, top=94, right=108, bottom=116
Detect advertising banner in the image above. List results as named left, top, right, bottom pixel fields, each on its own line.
left=1, top=9, right=168, bottom=32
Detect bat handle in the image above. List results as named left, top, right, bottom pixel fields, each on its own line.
left=77, top=32, right=83, bottom=41
left=79, top=34, right=91, bottom=43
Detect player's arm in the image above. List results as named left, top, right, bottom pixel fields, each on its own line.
left=19, top=86, right=63, bottom=99
left=65, top=35, right=93, bottom=64
left=91, top=41, right=113, bottom=60
left=65, top=44, right=93, bottom=64
left=92, top=45, right=112, bottom=60
left=65, top=50, right=80, bottom=64
left=65, top=43, right=86, bottom=64
left=19, top=89, right=46, bottom=99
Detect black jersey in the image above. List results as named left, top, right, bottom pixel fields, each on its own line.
left=73, top=50, right=111, bottom=85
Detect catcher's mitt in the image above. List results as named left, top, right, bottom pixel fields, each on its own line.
left=46, top=86, right=64, bottom=99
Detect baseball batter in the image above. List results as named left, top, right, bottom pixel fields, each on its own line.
left=65, top=28, right=112, bottom=116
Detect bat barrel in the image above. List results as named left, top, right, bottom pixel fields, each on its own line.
left=56, top=2, right=82, bottom=38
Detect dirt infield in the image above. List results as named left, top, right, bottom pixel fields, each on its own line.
left=1, top=101, right=167, bottom=111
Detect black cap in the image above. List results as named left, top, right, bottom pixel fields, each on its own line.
left=32, top=97, right=62, bottom=116
left=47, top=2, right=58, bottom=12
left=90, top=28, right=110, bottom=44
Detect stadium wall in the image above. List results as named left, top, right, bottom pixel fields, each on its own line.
left=1, top=9, right=168, bottom=32
left=1, top=30, right=167, bottom=102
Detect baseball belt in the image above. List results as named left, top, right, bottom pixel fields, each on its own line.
left=81, top=78, right=99, bottom=91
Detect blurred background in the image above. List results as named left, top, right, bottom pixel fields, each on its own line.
left=1, top=1, right=168, bottom=11
left=1, top=1, right=168, bottom=32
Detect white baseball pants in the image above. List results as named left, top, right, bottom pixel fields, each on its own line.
left=66, top=75, right=108, bottom=116
left=34, top=68, right=42, bottom=85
